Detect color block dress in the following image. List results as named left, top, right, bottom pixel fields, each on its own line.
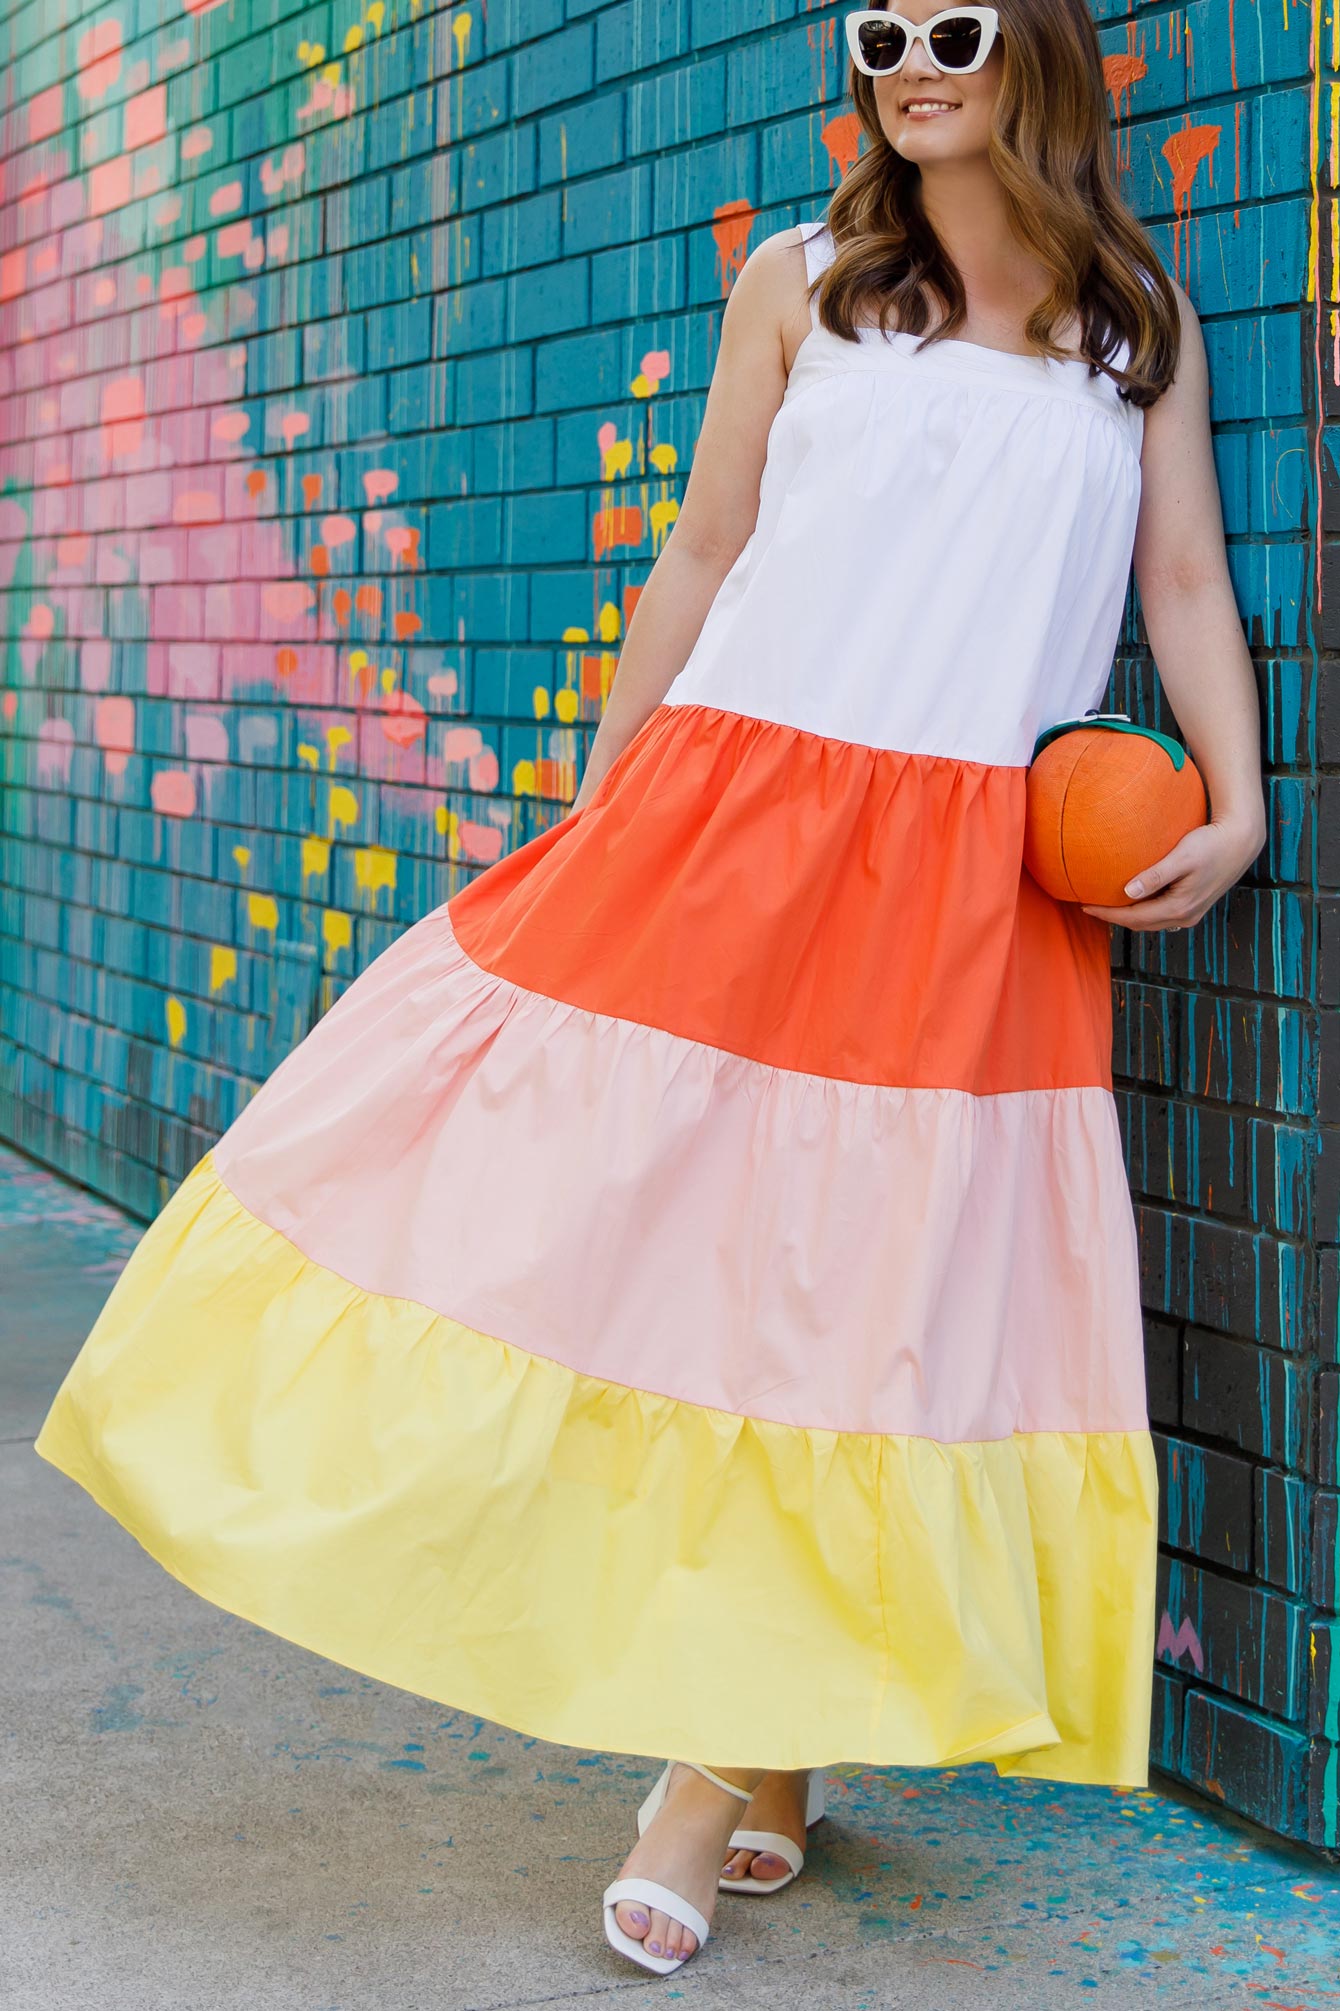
left=35, top=218, right=1159, bottom=1785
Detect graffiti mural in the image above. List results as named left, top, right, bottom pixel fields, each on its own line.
left=3, top=0, right=1340, bottom=1848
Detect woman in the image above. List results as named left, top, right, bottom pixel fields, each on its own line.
left=36, top=0, right=1266, bottom=1984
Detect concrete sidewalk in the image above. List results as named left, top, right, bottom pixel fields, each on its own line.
left=3, top=1137, right=1337, bottom=2011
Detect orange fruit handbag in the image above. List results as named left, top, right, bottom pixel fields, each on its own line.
left=1023, top=711, right=1208, bottom=907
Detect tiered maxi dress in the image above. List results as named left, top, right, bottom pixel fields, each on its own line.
left=35, top=217, right=1159, bottom=1786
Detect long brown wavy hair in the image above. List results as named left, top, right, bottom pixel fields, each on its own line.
left=813, top=0, right=1181, bottom=406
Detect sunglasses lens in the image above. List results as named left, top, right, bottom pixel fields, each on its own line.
left=928, top=15, right=984, bottom=69
left=855, top=17, right=908, bottom=71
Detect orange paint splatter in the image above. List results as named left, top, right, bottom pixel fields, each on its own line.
left=710, top=199, right=756, bottom=294
left=593, top=504, right=643, bottom=562
left=822, top=111, right=862, bottom=181
left=1103, top=51, right=1147, bottom=124
left=1162, top=121, right=1220, bottom=275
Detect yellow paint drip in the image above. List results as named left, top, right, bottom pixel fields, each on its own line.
left=602, top=438, right=633, bottom=480
left=232, top=845, right=251, bottom=873
left=354, top=846, right=397, bottom=896
left=649, top=441, right=678, bottom=474
left=326, top=725, right=352, bottom=765
left=165, top=997, right=187, bottom=1048
left=562, top=625, right=590, bottom=644
left=248, top=893, right=279, bottom=932
left=322, top=909, right=353, bottom=953
left=301, top=837, right=331, bottom=879
left=532, top=685, right=551, bottom=719
left=209, top=946, right=237, bottom=994
left=328, top=785, right=359, bottom=837
left=298, top=743, right=320, bottom=769
left=597, top=601, right=621, bottom=643
left=512, top=758, right=536, bottom=795
left=650, top=497, right=679, bottom=550
left=554, top=687, right=579, bottom=724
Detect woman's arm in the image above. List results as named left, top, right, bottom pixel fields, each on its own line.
left=570, top=229, right=811, bottom=813
left=1081, top=281, right=1268, bottom=929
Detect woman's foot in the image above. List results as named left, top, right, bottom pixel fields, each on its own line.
left=719, top=1769, right=813, bottom=1885
left=612, top=1763, right=763, bottom=1964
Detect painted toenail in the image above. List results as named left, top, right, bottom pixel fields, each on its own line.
left=647, top=1940, right=661, bottom=1954
left=628, top=1910, right=647, bottom=1925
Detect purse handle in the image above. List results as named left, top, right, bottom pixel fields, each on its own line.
left=1030, top=709, right=1189, bottom=771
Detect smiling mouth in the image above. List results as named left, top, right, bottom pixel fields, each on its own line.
left=902, top=101, right=961, bottom=114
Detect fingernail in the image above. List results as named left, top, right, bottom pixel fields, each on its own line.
left=1126, top=878, right=1144, bottom=897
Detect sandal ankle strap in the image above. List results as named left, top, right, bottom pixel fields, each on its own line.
left=678, top=1761, right=754, bottom=1802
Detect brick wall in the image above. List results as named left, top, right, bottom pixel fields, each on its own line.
left=1, top=0, right=1336, bottom=1847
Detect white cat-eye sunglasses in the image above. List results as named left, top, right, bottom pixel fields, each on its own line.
left=845, top=7, right=1001, bottom=76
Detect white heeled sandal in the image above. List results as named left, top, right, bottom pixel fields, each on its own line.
left=634, top=1761, right=826, bottom=1899
left=602, top=1761, right=753, bottom=1976
left=719, top=1768, right=826, bottom=1894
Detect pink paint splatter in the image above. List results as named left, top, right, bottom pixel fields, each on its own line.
left=363, top=469, right=398, bottom=506
left=77, top=21, right=123, bottom=100
left=1156, top=1611, right=1204, bottom=1672
left=458, top=821, right=505, bottom=865
left=96, top=696, right=135, bottom=775
left=151, top=768, right=197, bottom=817
left=36, top=718, right=75, bottom=783
left=125, top=85, right=167, bottom=151
left=81, top=640, right=113, bottom=691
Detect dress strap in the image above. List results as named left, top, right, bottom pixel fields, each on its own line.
left=799, top=218, right=836, bottom=330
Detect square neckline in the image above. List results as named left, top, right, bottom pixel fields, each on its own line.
left=796, top=219, right=1108, bottom=381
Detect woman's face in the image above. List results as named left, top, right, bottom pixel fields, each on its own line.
left=860, top=4, right=1004, bottom=163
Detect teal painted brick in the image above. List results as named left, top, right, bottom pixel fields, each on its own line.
left=452, top=339, right=533, bottom=424
left=1185, top=0, right=1313, bottom=95
left=460, top=123, right=538, bottom=212
left=655, top=130, right=757, bottom=229
left=472, top=416, right=559, bottom=495
left=510, top=257, right=591, bottom=342
left=590, top=234, right=686, bottom=324
left=626, top=50, right=726, bottom=155
left=509, top=491, right=591, bottom=565
left=2, top=0, right=1337, bottom=1856
left=483, top=189, right=564, bottom=275
left=560, top=160, right=652, bottom=256
left=533, top=325, right=627, bottom=412
left=537, top=92, right=627, bottom=183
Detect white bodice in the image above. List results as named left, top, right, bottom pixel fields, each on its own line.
left=663, top=218, right=1145, bottom=769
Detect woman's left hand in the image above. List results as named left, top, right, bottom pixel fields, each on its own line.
left=1080, top=815, right=1266, bottom=932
